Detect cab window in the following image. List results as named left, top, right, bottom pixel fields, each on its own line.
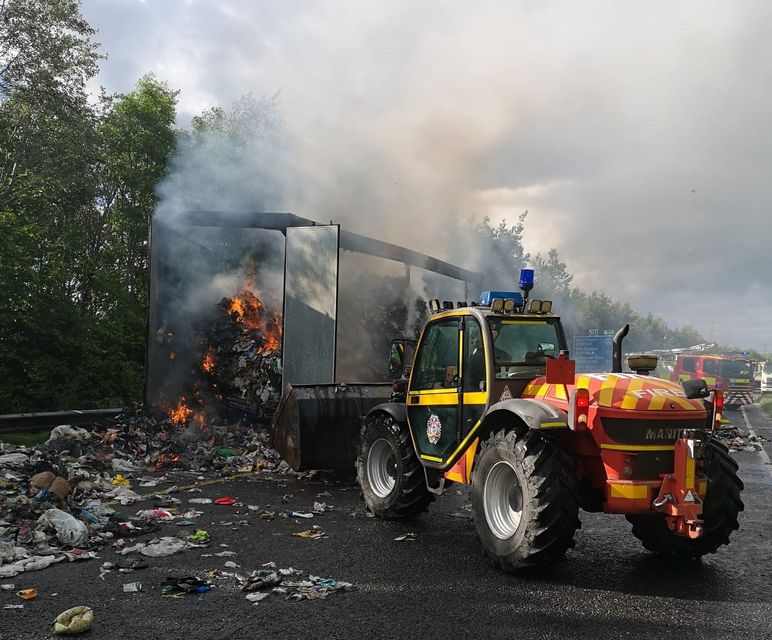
left=463, top=318, right=485, bottom=392
left=411, top=319, right=459, bottom=390
left=702, top=359, right=718, bottom=375
left=719, top=360, right=752, bottom=378
left=489, top=319, right=560, bottom=380
left=681, top=357, right=696, bottom=373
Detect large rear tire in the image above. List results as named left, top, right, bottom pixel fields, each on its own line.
left=471, top=429, right=580, bottom=571
left=356, top=412, right=433, bottom=519
left=627, top=437, right=744, bottom=558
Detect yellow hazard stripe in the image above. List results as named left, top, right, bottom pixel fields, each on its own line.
left=685, top=455, right=695, bottom=488
left=621, top=377, right=645, bottom=409
left=407, top=391, right=487, bottom=406
left=600, top=444, right=675, bottom=452
left=609, top=484, right=649, bottom=499
left=576, top=375, right=591, bottom=389
left=501, top=320, right=546, bottom=325
left=411, top=388, right=453, bottom=396
left=409, top=394, right=458, bottom=406
left=540, top=421, right=568, bottom=429
left=420, top=454, right=443, bottom=462
left=599, top=376, right=617, bottom=406
left=444, top=470, right=464, bottom=482
left=648, top=395, right=667, bottom=410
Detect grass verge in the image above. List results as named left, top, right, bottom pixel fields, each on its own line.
left=759, top=394, right=772, bottom=418
left=0, top=430, right=50, bottom=447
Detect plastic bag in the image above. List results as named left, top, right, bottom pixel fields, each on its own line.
left=0, top=453, right=29, bottom=466
left=38, top=509, right=89, bottom=547
left=46, top=425, right=91, bottom=443
left=53, top=606, right=93, bottom=635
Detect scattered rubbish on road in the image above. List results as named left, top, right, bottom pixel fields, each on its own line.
left=122, top=582, right=142, bottom=592
left=187, top=530, right=211, bottom=545
left=121, top=536, right=188, bottom=557
left=4, top=603, right=24, bottom=609
left=162, top=576, right=213, bottom=596
left=224, top=560, right=240, bottom=568
left=246, top=592, right=269, bottom=603
left=214, top=496, right=238, bottom=505
left=189, top=498, right=213, bottom=505
left=292, top=526, right=327, bottom=539
left=38, top=508, right=89, bottom=546
left=52, top=605, right=94, bottom=635
left=1, top=583, right=15, bottom=591
left=394, top=533, right=417, bottom=541
left=283, top=510, right=314, bottom=519
left=716, top=425, right=767, bottom=452
left=17, top=587, right=38, bottom=600
left=238, top=563, right=352, bottom=603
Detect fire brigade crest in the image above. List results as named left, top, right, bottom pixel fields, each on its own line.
left=426, top=413, right=442, bottom=445
left=499, top=385, right=513, bottom=401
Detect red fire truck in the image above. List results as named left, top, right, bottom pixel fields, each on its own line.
left=671, top=354, right=754, bottom=408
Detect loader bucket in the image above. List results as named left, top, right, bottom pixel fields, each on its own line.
left=271, top=383, right=393, bottom=475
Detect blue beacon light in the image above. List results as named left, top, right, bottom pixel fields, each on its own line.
left=519, top=268, right=534, bottom=289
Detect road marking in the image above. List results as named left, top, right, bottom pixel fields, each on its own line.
left=740, top=405, right=772, bottom=478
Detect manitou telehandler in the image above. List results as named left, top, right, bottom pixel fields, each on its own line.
left=353, top=269, right=744, bottom=570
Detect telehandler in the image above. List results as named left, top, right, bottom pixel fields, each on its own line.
left=355, top=269, right=743, bottom=570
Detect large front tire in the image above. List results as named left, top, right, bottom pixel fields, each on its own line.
left=627, top=437, right=744, bottom=558
left=356, top=413, right=433, bottom=519
left=471, top=429, right=580, bottom=571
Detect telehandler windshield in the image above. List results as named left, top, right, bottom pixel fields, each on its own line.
left=488, top=318, right=561, bottom=379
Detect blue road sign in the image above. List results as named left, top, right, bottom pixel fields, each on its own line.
left=573, top=335, right=613, bottom=373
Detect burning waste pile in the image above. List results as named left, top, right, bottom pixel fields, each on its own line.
left=197, top=280, right=283, bottom=422
left=155, top=260, right=283, bottom=431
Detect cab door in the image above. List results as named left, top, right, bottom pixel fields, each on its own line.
left=407, top=317, right=461, bottom=465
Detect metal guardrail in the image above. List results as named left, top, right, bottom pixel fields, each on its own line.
left=0, top=408, right=123, bottom=434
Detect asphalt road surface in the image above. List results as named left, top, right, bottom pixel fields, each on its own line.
left=2, top=407, right=770, bottom=640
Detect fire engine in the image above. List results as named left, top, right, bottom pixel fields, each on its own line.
left=670, top=354, right=754, bottom=408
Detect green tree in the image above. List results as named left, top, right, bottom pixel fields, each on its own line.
left=0, top=0, right=103, bottom=411
left=0, top=1, right=178, bottom=412
left=0, top=0, right=100, bottom=103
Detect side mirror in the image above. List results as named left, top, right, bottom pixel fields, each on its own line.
left=546, top=352, right=576, bottom=386
left=682, top=378, right=710, bottom=400
left=538, top=342, right=556, bottom=357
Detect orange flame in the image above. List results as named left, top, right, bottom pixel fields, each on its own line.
left=226, top=261, right=283, bottom=353
left=202, top=348, right=215, bottom=373
left=169, top=397, right=193, bottom=425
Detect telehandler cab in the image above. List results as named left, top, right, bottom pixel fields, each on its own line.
left=356, top=269, right=744, bottom=570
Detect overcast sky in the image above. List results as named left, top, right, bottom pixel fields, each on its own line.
left=81, top=1, right=772, bottom=351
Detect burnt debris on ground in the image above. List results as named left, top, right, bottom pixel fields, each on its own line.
left=0, top=411, right=312, bottom=581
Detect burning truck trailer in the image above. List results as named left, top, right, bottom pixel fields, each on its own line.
left=146, top=211, right=482, bottom=472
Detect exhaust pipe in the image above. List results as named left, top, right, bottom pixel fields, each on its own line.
left=612, top=324, right=630, bottom=373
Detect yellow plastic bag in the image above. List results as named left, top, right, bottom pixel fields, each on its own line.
left=52, top=606, right=94, bottom=635
left=111, top=474, right=130, bottom=487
